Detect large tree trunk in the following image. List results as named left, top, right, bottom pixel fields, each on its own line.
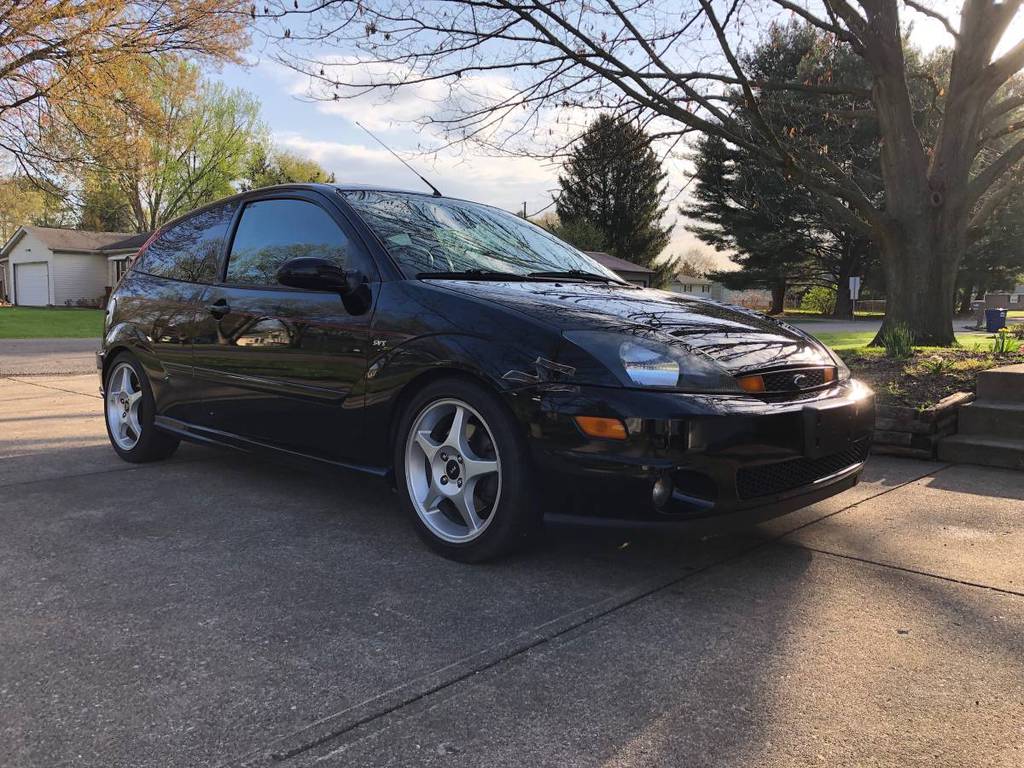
left=871, top=214, right=962, bottom=346
left=769, top=279, right=786, bottom=315
left=832, top=241, right=857, bottom=320
left=833, top=281, right=853, bottom=320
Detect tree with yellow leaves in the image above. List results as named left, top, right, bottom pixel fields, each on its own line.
left=57, top=57, right=265, bottom=231
left=0, top=0, right=249, bottom=174
left=0, top=177, right=49, bottom=242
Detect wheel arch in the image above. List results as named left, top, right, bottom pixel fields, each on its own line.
left=101, top=344, right=133, bottom=383
left=385, top=367, right=501, bottom=478
left=102, top=323, right=165, bottom=386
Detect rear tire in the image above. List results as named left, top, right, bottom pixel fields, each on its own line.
left=103, top=352, right=179, bottom=463
left=394, top=377, right=541, bottom=562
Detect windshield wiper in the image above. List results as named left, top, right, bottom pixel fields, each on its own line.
left=527, top=269, right=623, bottom=284
left=417, top=269, right=527, bottom=281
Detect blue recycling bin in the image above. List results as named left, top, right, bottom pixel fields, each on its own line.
left=985, top=308, right=1009, bottom=332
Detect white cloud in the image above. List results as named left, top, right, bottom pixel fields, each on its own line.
left=284, top=56, right=520, bottom=138
left=273, top=132, right=557, bottom=213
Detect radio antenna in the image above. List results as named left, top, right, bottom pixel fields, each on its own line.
left=355, top=121, right=443, bottom=197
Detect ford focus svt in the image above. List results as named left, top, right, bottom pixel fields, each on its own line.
left=99, top=184, right=873, bottom=561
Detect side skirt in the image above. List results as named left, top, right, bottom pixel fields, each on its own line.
left=153, top=415, right=390, bottom=478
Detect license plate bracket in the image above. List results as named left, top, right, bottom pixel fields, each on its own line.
left=803, top=400, right=856, bottom=458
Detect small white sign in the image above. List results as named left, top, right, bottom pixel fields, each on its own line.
left=849, top=276, right=862, bottom=300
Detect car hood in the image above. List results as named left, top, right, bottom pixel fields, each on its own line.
left=432, top=280, right=831, bottom=373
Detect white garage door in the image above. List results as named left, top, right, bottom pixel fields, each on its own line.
left=15, top=262, right=49, bottom=306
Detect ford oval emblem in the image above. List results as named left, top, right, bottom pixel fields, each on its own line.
left=792, top=373, right=808, bottom=389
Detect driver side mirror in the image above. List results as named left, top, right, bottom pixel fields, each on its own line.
left=276, top=257, right=362, bottom=295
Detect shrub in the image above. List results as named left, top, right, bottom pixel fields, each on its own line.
left=993, top=328, right=1021, bottom=355
left=1009, top=323, right=1024, bottom=340
left=880, top=322, right=914, bottom=359
left=920, top=355, right=951, bottom=376
left=800, top=286, right=837, bottom=315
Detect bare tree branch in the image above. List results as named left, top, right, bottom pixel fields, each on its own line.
left=969, top=134, right=1024, bottom=204
left=903, top=0, right=959, bottom=39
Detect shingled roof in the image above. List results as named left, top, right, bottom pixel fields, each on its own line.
left=99, top=231, right=152, bottom=253
left=583, top=251, right=654, bottom=274
left=21, top=225, right=139, bottom=253
left=1, top=225, right=152, bottom=258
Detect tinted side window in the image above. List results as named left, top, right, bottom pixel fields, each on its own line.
left=226, top=199, right=358, bottom=286
left=135, top=203, right=236, bottom=283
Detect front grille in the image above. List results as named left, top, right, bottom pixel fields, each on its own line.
left=761, top=367, right=827, bottom=392
left=736, top=442, right=868, bottom=500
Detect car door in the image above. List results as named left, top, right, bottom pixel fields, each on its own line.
left=118, top=201, right=237, bottom=420
left=191, top=192, right=377, bottom=462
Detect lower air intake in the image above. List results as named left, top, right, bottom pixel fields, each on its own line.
left=736, top=442, right=869, bottom=500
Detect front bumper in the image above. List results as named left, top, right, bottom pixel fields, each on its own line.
left=513, top=379, right=874, bottom=527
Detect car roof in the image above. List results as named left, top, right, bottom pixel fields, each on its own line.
left=158, top=182, right=510, bottom=237
left=330, top=183, right=433, bottom=196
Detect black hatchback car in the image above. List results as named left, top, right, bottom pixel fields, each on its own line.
left=100, top=183, right=874, bottom=561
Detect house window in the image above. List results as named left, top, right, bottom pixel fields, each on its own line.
left=113, top=258, right=129, bottom=283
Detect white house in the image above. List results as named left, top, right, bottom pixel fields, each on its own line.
left=670, top=273, right=724, bottom=300
left=0, top=226, right=149, bottom=307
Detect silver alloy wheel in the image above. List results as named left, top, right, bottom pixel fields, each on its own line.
left=405, top=398, right=502, bottom=543
left=106, top=362, right=144, bottom=451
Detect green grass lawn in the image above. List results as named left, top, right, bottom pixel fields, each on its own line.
left=783, top=308, right=885, bottom=319
left=0, top=306, right=104, bottom=338
left=812, top=329, right=999, bottom=351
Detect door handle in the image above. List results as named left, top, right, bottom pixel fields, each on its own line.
left=207, top=300, right=230, bottom=319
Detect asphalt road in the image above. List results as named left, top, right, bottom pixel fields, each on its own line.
left=1, top=373, right=1022, bottom=767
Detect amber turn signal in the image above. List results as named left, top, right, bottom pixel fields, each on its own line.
left=574, top=415, right=629, bottom=440
left=823, top=367, right=836, bottom=383
left=736, top=374, right=766, bottom=393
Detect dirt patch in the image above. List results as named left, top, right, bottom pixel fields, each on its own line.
left=841, top=348, right=1024, bottom=409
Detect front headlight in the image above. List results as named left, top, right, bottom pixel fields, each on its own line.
left=826, top=346, right=852, bottom=382
left=563, top=330, right=741, bottom=393
left=618, top=340, right=679, bottom=386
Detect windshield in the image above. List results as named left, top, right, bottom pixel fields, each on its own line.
left=340, top=189, right=623, bottom=281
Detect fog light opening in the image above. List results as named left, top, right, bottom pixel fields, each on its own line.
left=652, top=474, right=674, bottom=509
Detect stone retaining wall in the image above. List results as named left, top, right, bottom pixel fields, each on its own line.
left=872, top=392, right=973, bottom=460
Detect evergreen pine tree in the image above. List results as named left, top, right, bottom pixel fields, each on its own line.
left=556, top=115, right=675, bottom=286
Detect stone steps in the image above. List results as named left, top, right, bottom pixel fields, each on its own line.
left=938, top=363, right=1024, bottom=470
left=957, top=400, right=1024, bottom=441
left=976, top=363, right=1024, bottom=401
left=937, top=434, right=1024, bottom=471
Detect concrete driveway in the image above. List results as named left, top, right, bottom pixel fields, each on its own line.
left=1, top=373, right=1022, bottom=768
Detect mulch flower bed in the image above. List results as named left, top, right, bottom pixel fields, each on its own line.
left=839, top=347, right=1024, bottom=458
left=841, top=347, right=1024, bottom=409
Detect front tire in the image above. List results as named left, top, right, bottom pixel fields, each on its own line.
left=103, top=352, right=179, bottom=463
left=395, top=377, right=541, bottom=562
